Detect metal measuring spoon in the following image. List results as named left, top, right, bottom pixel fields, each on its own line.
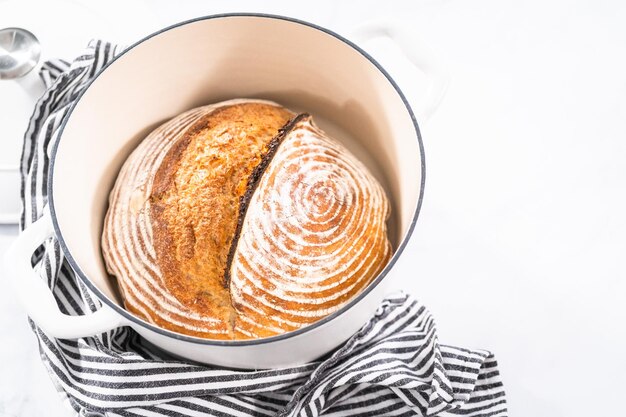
left=0, top=27, right=41, bottom=80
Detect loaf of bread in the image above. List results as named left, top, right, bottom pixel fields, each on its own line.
left=102, top=99, right=391, bottom=339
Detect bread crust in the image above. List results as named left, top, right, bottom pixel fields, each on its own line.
left=229, top=114, right=392, bottom=339
left=224, top=113, right=310, bottom=286
left=102, top=100, right=391, bottom=340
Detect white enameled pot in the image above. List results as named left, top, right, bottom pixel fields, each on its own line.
left=4, top=14, right=448, bottom=369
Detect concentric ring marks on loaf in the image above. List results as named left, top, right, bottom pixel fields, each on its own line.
left=229, top=114, right=392, bottom=339
left=102, top=99, right=392, bottom=340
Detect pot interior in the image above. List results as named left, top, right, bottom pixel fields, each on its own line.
left=51, top=15, right=422, bottom=308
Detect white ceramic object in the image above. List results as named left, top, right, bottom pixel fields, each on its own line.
left=4, top=14, right=448, bottom=369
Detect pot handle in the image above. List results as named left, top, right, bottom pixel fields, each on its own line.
left=4, top=207, right=125, bottom=338
left=348, top=21, right=450, bottom=124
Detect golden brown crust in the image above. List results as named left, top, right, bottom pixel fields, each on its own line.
left=148, top=103, right=293, bottom=337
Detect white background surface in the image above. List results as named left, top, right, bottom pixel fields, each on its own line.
left=1, top=0, right=625, bottom=416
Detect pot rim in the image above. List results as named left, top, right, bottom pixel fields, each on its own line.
left=47, top=12, right=425, bottom=347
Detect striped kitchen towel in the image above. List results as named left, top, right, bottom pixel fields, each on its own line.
left=20, top=40, right=507, bottom=417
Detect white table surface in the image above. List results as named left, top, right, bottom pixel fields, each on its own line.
left=1, top=0, right=625, bottom=416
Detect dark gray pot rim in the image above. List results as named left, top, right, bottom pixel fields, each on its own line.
left=48, top=12, right=425, bottom=347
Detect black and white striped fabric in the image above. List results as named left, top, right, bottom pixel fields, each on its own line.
left=20, top=40, right=507, bottom=417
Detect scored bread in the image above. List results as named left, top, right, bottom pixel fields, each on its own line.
left=102, top=99, right=391, bottom=340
